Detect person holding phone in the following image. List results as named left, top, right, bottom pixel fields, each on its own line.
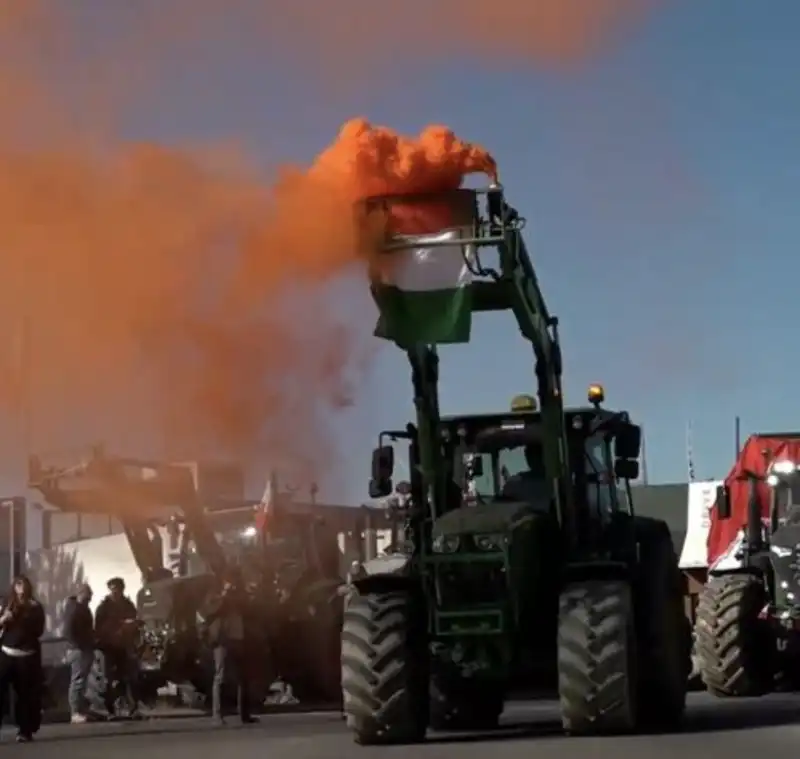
left=0, top=575, right=45, bottom=742
left=94, top=577, right=141, bottom=719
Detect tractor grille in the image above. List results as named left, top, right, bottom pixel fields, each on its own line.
left=436, top=562, right=507, bottom=607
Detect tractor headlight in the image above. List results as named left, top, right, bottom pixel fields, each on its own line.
left=773, top=459, right=796, bottom=475
left=473, top=533, right=505, bottom=552
left=432, top=535, right=460, bottom=554
left=767, top=474, right=780, bottom=487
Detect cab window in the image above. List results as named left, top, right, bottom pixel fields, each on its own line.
left=584, top=435, right=616, bottom=517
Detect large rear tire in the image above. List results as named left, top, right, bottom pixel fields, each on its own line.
left=694, top=573, right=771, bottom=697
left=341, top=590, right=428, bottom=745
left=558, top=579, right=637, bottom=735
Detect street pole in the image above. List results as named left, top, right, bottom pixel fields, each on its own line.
left=17, top=252, right=32, bottom=571
left=1, top=500, right=15, bottom=583
left=8, top=502, right=14, bottom=579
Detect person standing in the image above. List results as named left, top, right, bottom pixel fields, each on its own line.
left=204, top=569, right=256, bottom=726
left=94, top=577, right=140, bottom=719
left=0, top=575, right=45, bottom=742
left=64, top=583, right=95, bottom=723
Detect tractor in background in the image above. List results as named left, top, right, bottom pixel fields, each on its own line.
left=28, top=448, right=344, bottom=710
left=695, top=434, right=800, bottom=695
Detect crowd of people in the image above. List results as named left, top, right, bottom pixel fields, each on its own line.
left=0, top=569, right=260, bottom=742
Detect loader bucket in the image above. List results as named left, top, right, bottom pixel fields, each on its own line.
left=356, top=185, right=514, bottom=254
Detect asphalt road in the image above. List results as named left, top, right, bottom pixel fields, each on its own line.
left=6, top=693, right=800, bottom=758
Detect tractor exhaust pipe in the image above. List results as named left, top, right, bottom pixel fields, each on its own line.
left=745, top=475, right=763, bottom=555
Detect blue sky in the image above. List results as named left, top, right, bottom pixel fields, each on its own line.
left=16, top=0, right=800, bottom=504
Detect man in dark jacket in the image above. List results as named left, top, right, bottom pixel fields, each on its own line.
left=204, top=569, right=256, bottom=726
left=94, top=577, right=140, bottom=719
left=64, top=583, right=95, bottom=723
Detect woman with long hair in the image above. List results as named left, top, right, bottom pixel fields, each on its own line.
left=0, top=575, right=45, bottom=742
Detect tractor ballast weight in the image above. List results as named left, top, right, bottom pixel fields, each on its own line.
left=340, top=185, right=690, bottom=745
left=695, top=436, right=800, bottom=697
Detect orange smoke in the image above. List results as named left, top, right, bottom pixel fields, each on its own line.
left=311, top=119, right=497, bottom=197
left=0, top=1, right=654, bottom=480
left=0, top=118, right=496, bottom=470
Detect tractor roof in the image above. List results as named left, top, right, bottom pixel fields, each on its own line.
left=440, top=406, right=624, bottom=429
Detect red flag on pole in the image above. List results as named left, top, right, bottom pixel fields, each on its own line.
left=255, top=470, right=277, bottom=532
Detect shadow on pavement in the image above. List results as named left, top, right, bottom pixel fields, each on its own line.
left=27, top=713, right=347, bottom=744
left=430, top=699, right=800, bottom=745
left=428, top=721, right=564, bottom=745
left=27, top=721, right=258, bottom=744
left=668, top=699, right=800, bottom=735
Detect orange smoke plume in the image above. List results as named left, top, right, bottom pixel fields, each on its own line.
left=311, top=119, right=497, bottom=197
left=0, top=116, right=495, bottom=472
left=0, top=0, right=653, bottom=480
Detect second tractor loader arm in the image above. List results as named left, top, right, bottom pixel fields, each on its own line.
left=28, top=446, right=229, bottom=579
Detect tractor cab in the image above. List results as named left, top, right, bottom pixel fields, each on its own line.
left=371, top=385, right=642, bottom=555
left=445, top=387, right=640, bottom=516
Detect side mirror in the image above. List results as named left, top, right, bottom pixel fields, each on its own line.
left=369, top=478, right=392, bottom=499
left=369, top=445, right=394, bottom=499
left=614, top=458, right=639, bottom=480
left=371, top=445, right=395, bottom=481
left=615, top=423, right=641, bottom=461
left=716, top=484, right=732, bottom=520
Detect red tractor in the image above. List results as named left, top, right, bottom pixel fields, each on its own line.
left=695, top=433, right=800, bottom=696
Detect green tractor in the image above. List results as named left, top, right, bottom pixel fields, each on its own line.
left=340, top=185, right=690, bottom=744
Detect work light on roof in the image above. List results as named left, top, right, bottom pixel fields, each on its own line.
left=510, top=394, right=537, bottom=412
left=587, top=384, right=605, bottom=406
left=772, top=459, right=796, bottom=475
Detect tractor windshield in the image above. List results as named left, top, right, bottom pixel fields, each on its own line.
left=459, top=419, right=616, bottom=514
left=460, top=422, right=553, bottom=508
left=185, top=514, right=264, bottom=580
left=773, top=473, right=800, bottom=523
left=466, top=445, right=545, bottom=502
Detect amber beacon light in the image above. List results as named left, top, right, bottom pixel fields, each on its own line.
left=587, top=384, right=605, bottom=406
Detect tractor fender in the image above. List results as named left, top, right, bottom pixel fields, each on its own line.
left=347, top=553, right=418, bottom=597
left=360, top=553, right=411, bottom=577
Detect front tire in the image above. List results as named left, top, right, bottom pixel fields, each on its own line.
left=558, top=579, right=637, bottom=735
left=694, top=573, right=770, bottom=697
left=341, top=589, right=428, bottom=745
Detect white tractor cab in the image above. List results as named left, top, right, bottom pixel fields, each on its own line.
left=695, top=436, right=800, bottom=696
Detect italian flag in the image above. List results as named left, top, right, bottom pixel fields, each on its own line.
left=372, top=229, right=476, bottom=345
